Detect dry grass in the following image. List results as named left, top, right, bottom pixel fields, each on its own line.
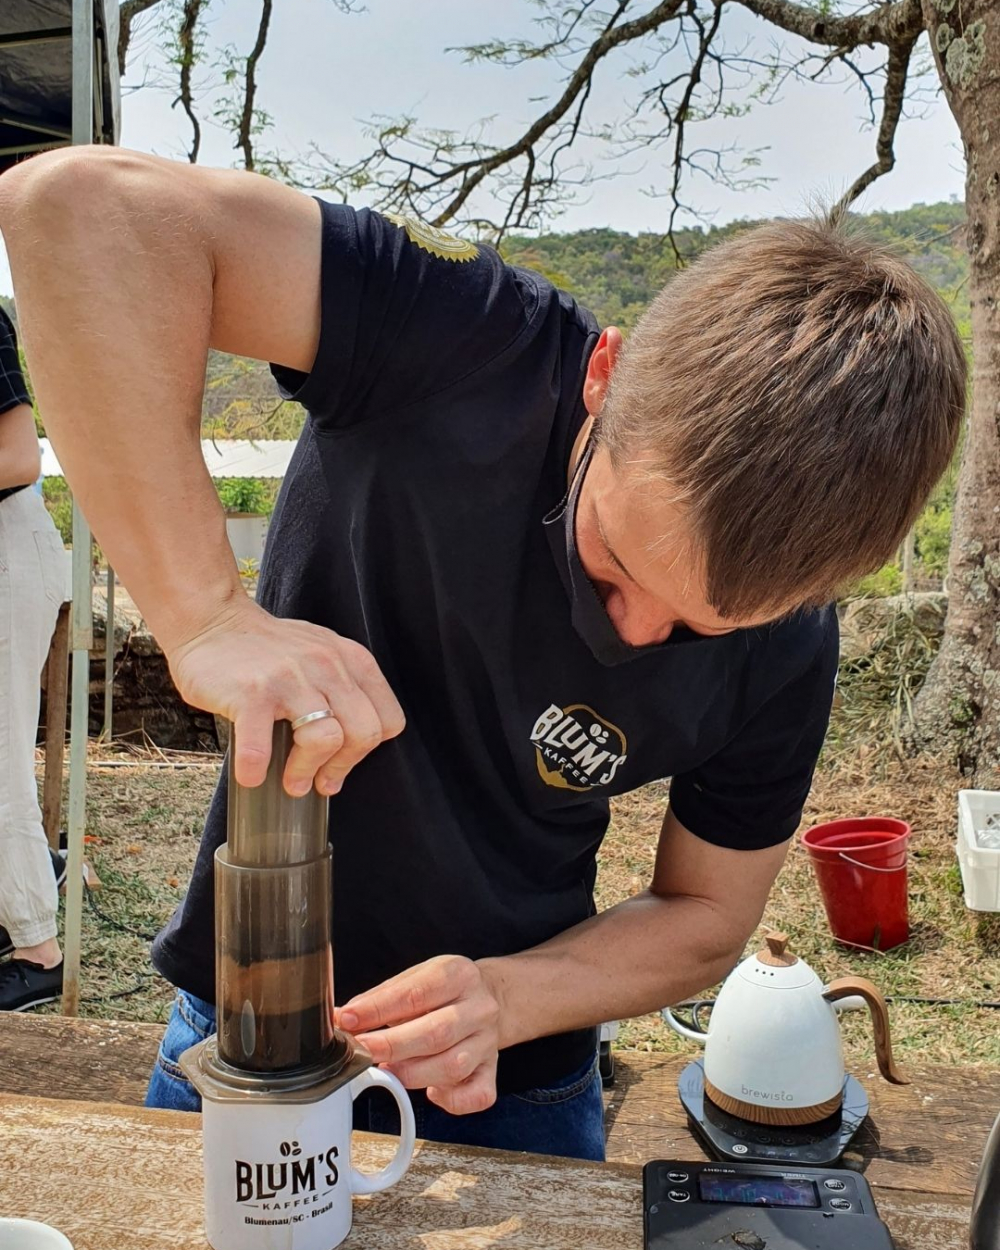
left=599, top=753, right=1000, bottom=1071
left=36, top=745, right=1000, bottom=1075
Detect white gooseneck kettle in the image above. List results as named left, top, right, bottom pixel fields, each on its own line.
left=662, top=931, right=908, bottom=1125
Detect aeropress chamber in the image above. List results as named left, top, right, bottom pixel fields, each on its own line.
left=180, top=720, right=415, bottom=1250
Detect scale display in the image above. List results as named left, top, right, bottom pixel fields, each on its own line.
left=698, top=1173, right=819, bottom=1208
left=643, top=1161, right=895, bottom=1250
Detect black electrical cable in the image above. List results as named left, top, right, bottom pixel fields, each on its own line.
left=84, top=880, right=159, bottom=943
left=81, top=974, right=157, bottom=1005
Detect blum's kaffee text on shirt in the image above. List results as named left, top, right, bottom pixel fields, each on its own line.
left=152, top=207, right=838, bottom=1092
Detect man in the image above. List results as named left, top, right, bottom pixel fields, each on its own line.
left=0, top=148, right=965, bottom=1158
left=0, top=305, right=69, bottom=1011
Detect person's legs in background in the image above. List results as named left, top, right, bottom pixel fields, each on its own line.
left=0, top=490, right=68, bottom=1011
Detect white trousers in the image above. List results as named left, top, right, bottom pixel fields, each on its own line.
left=0, top=488, right=68, bottom=947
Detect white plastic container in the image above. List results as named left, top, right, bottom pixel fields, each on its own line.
left=957, top=790, right=1000, bottom=912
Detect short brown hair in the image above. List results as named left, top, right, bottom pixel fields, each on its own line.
left=598, top=215, right=967, bottom=617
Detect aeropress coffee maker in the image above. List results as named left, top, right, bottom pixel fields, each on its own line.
left=181, top=721, right=415, bottom=1250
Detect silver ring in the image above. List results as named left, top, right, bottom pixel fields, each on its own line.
left=290, top=709, right=336, bottom=731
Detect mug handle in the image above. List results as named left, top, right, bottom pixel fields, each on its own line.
left=348, top=1067, right=417, bottom=1195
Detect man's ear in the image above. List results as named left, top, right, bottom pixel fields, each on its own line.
left=582, top=327, right=623, bottom=417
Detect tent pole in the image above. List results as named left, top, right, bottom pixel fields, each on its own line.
left=103, top=565, right=114, bottom=739
left=62, top=0, right=96, bottom=1018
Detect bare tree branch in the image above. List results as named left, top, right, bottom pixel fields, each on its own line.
left=237, top=0, right=274, bottom=171
left=834, top=33, right=918, bottom=215
left=173, top=0, right=209, bottom=163
left=430, top=0, right=686, bottom=225
left=667, top=1, right=724, bottom=262
left=118, top=0, right=165, bottom=75
left=736, top=0, right=923, bottom=50
left=453, top=0, right=604, bottom=66
left=258, top=0, right=928, bottom=242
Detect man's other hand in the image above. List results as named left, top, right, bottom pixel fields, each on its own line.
left=339, top=955, right=504, bottom=1116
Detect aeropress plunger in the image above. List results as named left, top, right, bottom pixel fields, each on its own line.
left=180, top=721, right=415, bottom=1250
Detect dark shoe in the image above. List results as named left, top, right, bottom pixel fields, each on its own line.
left=50, top=848, right=67, bottom=890
left=0, top=958, right=63, bottom=1011
left=0, top=850, right=69, bottom=958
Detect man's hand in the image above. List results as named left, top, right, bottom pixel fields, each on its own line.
left=168, top=597, right=405, bottom=794
left=339, top=955, right=505, bottom=1115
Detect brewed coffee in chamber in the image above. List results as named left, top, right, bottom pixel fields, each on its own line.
left=214, top=722, right=337, bottom=1074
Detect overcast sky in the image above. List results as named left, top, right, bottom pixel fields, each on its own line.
left=1, top=0, right=965, bottom=294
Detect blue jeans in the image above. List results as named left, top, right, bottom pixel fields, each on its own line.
left=146, top=990, right=606, bottom=1162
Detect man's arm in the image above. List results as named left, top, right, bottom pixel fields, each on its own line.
left=0, top=147, right=403, bottom=793
left=340, top=807, right=789, bottom=1113
left=0, top=402, right=41, bottom=490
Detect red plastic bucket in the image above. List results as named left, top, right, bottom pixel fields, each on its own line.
left=801, top=817, right=910, bottom=951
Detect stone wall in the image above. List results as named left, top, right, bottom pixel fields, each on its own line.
left=38, top=586, right=222, bottom=752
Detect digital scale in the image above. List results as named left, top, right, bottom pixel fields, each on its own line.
left=643, top=1160, right=894, bottom=1250
left=679, top=1059, right=870, bottom=1167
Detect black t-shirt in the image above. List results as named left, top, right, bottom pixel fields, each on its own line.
left=0, top=307, right=30, bottom=415
left=0, top=306, right=35, bottom=502
left=152, top=205, right=838, bottom=1092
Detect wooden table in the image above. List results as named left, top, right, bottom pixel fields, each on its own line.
left=0, top=1015, right=990, bottom=1248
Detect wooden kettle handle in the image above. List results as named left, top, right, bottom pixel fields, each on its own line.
left=824, top=976, right=909, bottom=1085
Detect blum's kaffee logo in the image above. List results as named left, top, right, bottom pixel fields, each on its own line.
left=530, top=703, right=628, bottom=791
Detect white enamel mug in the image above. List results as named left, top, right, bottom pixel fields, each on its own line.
left=201, top=1066, right=415, bottom=1250
left=0, top=1220, right=73, bottom=1249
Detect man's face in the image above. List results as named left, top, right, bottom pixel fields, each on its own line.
left=577, top=326, right=794, bottom=647
left=575, top=444, right=787, bottom=647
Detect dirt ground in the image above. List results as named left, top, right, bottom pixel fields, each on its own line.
left=34, top=748, right=1000, bottom=1074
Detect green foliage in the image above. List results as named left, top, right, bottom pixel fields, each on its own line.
left=916, top=506, right=953, bottom=580
left=203, top=352, right=305, bottom=440
left=42, top=477, right=73, bottom=545
left=854, top=563, right=903, bottom=598
left=216, top=477, right=272, bottom=514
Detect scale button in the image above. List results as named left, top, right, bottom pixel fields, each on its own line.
left=732, top=1144, right=749, bottom=1155
left=667, top=1172, right=689, bottom=1183
left=829, top=1199, right=853, bottom=1211
left=804, top=1149, right=820, bottom=1161
left=668, top=1190, right=691, bottom=1204
left=756, top=1132, right=773, bottom=1144
left=824, top=1180, right=847, bottom=1192
left=764, top=1149, right=778, bottom=1158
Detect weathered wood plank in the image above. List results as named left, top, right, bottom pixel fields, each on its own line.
left=0, top=1095, right=643, bottom=1250
left=41, top=600, right=70, bottom=851
left=0, top=1013, right=163, bottom=1106
left=0, top=1095, right=973, bottom=1250
left=0, top=1016, right=994, bottom=1206
left=604, top=1052, right=1000, bottom=1198
left=873, top=1189, right=972, bottom=1250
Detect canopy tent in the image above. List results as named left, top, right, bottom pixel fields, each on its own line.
left=1, top=0, right=121, bottom=1015
left=0, top=1, right=119, bottom=170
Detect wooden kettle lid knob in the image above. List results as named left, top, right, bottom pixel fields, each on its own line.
left=758, top=930, right=798, bottom=967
